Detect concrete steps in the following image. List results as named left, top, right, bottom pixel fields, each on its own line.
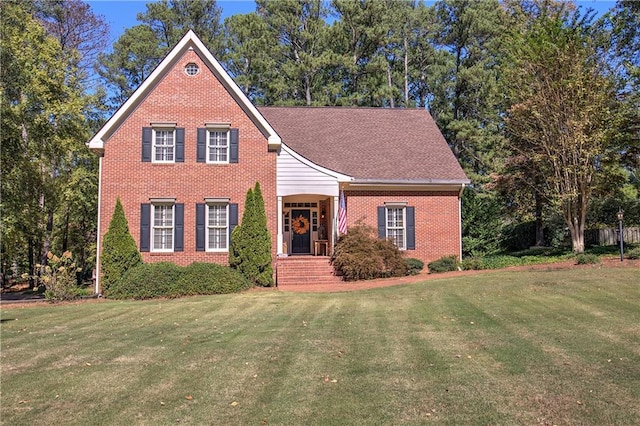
left=276, top=256, right=343, bottom=286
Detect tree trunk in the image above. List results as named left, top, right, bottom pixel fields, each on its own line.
left=387, top=63, right=394, bottom=108
left=534, top=191, right=544, bottom=246
left=404, top=36, right=409, bottom=107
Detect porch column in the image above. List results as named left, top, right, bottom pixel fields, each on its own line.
left=277, top=196, right=283, bottom=254
left=332, top=195, right=339, bottom=251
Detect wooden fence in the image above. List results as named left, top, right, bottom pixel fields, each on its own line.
left=585, top=227, right=640, bottom=246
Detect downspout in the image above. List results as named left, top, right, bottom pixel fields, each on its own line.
left=458, top=183, right=465, bottom=262
left=94, top=154, right=103, bottom=295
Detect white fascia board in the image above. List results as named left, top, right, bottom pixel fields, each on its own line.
left=281, top=143, right=353, bottom=182
left=86, top=30, right=281, bottom=152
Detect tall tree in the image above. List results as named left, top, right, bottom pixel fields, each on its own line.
left=222, top=12, right=275, bottom=102
left=430, top=0, right=506, bottom=180
left=34, top=0, right=110, bottom=86
left=1, top=1, right=90, bottom=285
left=504, top=9, right=621, bottom=253
left=256, top=0, right=340, bottom=106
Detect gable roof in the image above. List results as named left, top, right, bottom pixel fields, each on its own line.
left=259, top=107, right=469, bottom=184
left=87, top=30, right=281, bottom=152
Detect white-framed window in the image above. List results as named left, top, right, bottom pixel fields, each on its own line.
left=207, top=203, right=228, bottom=251
left=153, top=128, right=175, bottom=162
left=152, top=203, right=174, bottom=251
left=207, top=129, right=229, bottom=163
left=386, top=206, right=406, bottom=250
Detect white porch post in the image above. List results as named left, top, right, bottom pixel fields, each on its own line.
left=277, top=196, right=283, bottom=254
left=332, top=195, right=339, bottom=250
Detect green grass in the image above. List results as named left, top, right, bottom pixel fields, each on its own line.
left=2, top=267, right=639, bottom=425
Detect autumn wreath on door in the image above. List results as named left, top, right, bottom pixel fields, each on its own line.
left=291, top=214, right=310, bottom=235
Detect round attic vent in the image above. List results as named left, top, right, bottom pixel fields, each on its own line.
left=185, top=63, right=199, bottom=76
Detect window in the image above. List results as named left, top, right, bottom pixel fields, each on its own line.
left=154, top=129, right=175, bottom=162
left=185, top=62, right=199, bottom=76
left=207, top=130, right=229, bottom=163
left=386, top=207, right=406, bottom=250
left=207, top=203, right=228, bottom=251
left=152, top=204, right=174, bottom=251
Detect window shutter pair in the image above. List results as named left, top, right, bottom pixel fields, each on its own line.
left=196, top=128, right=239, bottom=163
left=140, top=203, right=184, bottom=252
left=377, top=206, right=415, bottom=250
left=195, top=203, right=238, bottom=251
left=141, top=127, right=185, bottom=162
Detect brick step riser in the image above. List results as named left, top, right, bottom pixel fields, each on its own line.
left=277, top=258, right=341, bottom=285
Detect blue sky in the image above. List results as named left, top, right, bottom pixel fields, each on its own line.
left=88, top=0, right=618, bottom=49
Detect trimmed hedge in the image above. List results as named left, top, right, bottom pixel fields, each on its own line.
left=107, top=262, right=251, bottom=300
left=405, top=258, right=424, bottom=275
left=427, top=255, right=459, bottom=273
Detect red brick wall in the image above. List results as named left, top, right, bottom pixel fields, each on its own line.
left=99, top=49, right=277, bottom=268
left=344, top=190, right=462, bottom=265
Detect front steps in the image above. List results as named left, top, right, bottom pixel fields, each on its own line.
left=276, top=256, right=343, bottom=286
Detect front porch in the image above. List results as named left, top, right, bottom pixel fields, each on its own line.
left=277, top=195, right=339, bottom=257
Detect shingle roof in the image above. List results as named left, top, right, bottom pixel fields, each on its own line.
left=258, top=107, right=469, bottom=183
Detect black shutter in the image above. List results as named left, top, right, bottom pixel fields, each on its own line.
left=229, top=128, right=239, bottom=163
left=175, top=128, right=185, bottom=162
left=406, top=206, right=415, bottom=250
left=174, top=203, right=184, bottom=251
left=197, top=128, right=206, bottom=163
left=377, top=206, right=386, bottom=239
left=140, top=204, right=151, bottom=252
left=229, top=203, right=239, bottom=242
left=142, top=127, right=152, bottom=162
left=196, top=203, right=205, bottom=251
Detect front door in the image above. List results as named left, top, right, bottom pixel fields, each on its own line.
left=291, top=209, right=311, bottom=254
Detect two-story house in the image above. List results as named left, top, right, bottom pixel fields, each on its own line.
left=88, top=31, right=469, bottom=292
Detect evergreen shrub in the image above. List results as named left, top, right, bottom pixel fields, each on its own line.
left=427, top=255, right=460, bottom=273
left=331, top=223, right=407, bottom=281
left=575, top=253, right=600, bottom=265
left=405, top=258, right=424, bottom=275
left=101, top=198, right=142, bottom=291
left=107, top=262, right=250, bottom=300
left=626, top=247, right=640, bottom=260
left=229, top=183, right=274, bottom=287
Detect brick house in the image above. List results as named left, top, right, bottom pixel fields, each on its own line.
left=88, top=31, right=469, bottom=292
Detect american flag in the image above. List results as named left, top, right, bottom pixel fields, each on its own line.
left=338, top=190, right=347, bottom=234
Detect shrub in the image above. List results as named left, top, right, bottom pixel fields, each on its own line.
left=575, top=253, right=600, bottom=265
left=331, top=223, right=407, bottom=281
left=101, top=198, right=142, bottom=292
left=107, top=262, right=251, bottom=300
left=33, top=251, right=82, bottom=302
left=178, top=263, right=251, bottom=295
left=428, top=255, right=459, bottom=273
left=626, top=247, right=640, bottom=260
left=461, top=257, right=483, bottom=270
left=405, top=258, right=424, bottom=275
left=230, top=183, right=274, bottom=287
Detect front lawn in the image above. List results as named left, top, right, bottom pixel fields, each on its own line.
left=1, top=267, right=639, bottom=425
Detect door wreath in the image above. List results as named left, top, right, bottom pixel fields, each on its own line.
left=291, top=214, right=310, bottom=235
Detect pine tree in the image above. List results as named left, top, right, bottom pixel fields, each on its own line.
left=101, top=198, right=142, bottom=291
